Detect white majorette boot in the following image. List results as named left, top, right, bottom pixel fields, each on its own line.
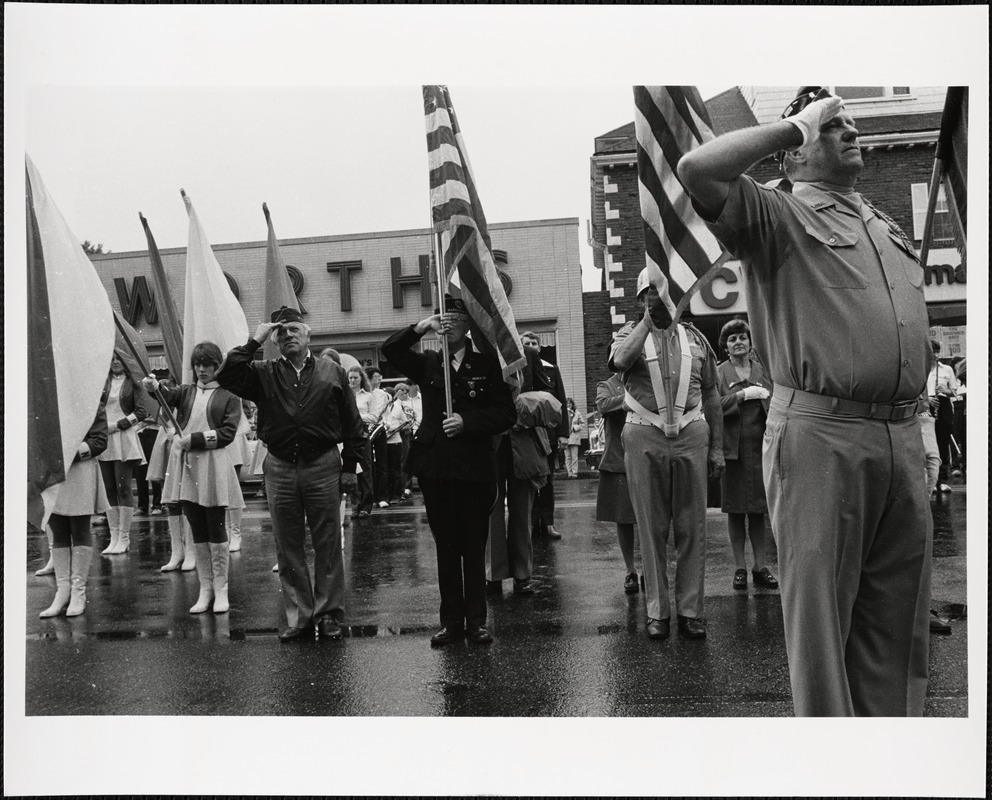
left=227, top=507, right=243, bottom=553
left=161, top=513, right=184, bottom=571
left=66, top=545, right=94, bottom=616
left=35, top=527, right=55, bottom=575
left=112, top=506, right=134, bottom=554
left=180, top=519, right=197, bottom=571
left=101, top=507, right=121, bottom=555
left=39, top=548, right=72, bottom=617
left=210, top=541, right=231, bottom=613
left=189, top=542, right=214, bottom=614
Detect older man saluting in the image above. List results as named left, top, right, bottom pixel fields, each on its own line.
left=217, top=306, right=366, bottom=642
left=678, top=87, right=932, bottom=716
left=610, top=267, right=724, bottom=642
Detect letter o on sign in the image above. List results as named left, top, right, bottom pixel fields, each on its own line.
left=286, top=264, right=305, bottom=295
left=499, top=270, right=513, bottom=297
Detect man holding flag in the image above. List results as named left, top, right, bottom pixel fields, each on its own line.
left=678, top=87, right=932, bottom=716
left=382, top=298, right=516, bottom=646
left=610, top=268, right=723, bottom=641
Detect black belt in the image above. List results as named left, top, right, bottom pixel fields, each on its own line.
left=773, top=386, right=927, bottom=421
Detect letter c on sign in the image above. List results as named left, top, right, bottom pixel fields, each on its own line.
left=699, top=266, right=739, bottom=310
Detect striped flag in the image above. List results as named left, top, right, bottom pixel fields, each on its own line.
left=937, top=86, right=967, bottom=255
left=26, top=154, right=116, bottom=529
left=423, top=85, right=525, bottom=381
left=261, top=202, right=302, bottom=361
left=180, top=191, right=249, bottom=384
left=140, top=212, right=184, bottom=378
left=633, top=86, right=726, bottom=311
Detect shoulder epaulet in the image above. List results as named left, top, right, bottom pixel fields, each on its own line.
left=682, top=322, right=717, bottom=360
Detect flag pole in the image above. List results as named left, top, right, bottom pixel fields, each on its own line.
left=918, top=158, right=944, bottom=268
left=431, top=230, right=454, bottom=418
left=112, top=313, right=182, bottom=435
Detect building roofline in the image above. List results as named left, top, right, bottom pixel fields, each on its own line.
left=89, top=217, right=580, bottom=260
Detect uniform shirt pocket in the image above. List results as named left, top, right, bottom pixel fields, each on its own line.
left=801, top=224, right=868, bottom=289
left=887, top=231, right=925, bottom=288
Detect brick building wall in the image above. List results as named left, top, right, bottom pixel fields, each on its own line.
left=582, top=289, right=612, bottom=410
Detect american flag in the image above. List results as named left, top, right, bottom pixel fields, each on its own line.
left=925, top=87, right=968, bottom=264
left=423, top=85, right=525, bottom=381
left=633, top=86, right=726, bottom=310
left=261, top=202, right=302, bottom=362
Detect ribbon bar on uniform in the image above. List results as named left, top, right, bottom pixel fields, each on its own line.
left=773, top=386, right=927, bottom=421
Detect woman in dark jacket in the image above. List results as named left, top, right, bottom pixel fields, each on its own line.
left=594, top=374, right=639, bottom=593
left=143, top=342, right=244, bottom=615
left=716, top=319, right=778, bottom=591
left=39, top=404, right=110, bottom=618
left=97, top=351, right=150, bottom=555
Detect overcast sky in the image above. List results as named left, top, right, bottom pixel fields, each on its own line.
left=24, top=83, right=727, bottom=292
left=4, top=5, right=989, bottom=799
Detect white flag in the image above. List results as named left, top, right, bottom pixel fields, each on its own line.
left=181, top=191, right=249, bottom=384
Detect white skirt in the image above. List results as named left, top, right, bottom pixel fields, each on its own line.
left=146, top=430, right=172, bottom=483
left=98, top=427, right=147, bottom=464
left=162, top=444, right=245, bottom=509
left=248, top=438, right=268, bottom=475
left=230, top=430, right=252, bottom=468
left=52, top=460, right=110, bottom=517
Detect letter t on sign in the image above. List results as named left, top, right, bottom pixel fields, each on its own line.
left=327, top=260, right=362, bottom=311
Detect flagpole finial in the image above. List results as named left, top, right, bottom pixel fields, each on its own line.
left=180, top=188, right=187, bottom=199
left=262, top=202, right=270, bottom=217
left=139, top=211, right=146, bottom=224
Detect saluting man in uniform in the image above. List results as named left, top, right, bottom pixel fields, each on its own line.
left=679, top=87, right=933, bottom=716
left=382, top=295, right=516, bottom=647
left=610, top=267, right=724, bottom=641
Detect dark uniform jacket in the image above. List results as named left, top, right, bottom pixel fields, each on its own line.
left=104, top=375, right=150, bottom=431
left=75, top=404, right=110, bottom=463
left=381, top=325, right=516, bottom=482
left=716, top=357, right=773, bottom=462
left=158, top=382, right=242, bottom=451
left=217, top=339, right=366, bottom=471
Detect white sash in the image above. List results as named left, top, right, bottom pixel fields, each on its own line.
left=632, top=324, right=693, bottom=437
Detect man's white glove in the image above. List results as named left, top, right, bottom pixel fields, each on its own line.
left=783, top=94, right=845, bottom=148
left=741, top=386, right=770, bottom=402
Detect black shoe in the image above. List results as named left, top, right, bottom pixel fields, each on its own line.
left=545, top=525, right=562, bottom=540
left=513, top=578, right=535, bottom=596
left=752, top=567, right=778, bottom=588
left=465, top=626, right=494, bottom=644
left=732, top=569, right=748, bottom=590
left=929, top=610, right=952, bottom=635
left=279, top=624, right=314, bottom=642
left=317, top=617, right=344, bottom=640
left=624, top=572, right=639, bottom=594
left=430, top=626, right=464, bottom=647
left=646, top=618, right=670, bottom=640
left=677, top=615, right=706, bottom=639
left=486, top=580, right=503, bottom=595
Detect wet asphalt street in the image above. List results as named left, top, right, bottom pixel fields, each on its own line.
left=23, top=473, right=969, bottom=718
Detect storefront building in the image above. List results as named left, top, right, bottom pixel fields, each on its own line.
left=91, top=217, right=588, bottom=410
left=584, top=85, right=967, bottom=405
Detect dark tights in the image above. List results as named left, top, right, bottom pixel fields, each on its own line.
left=99, top=460, right=136, bottom=506
left=49, top=513, right=93, bottom=547
left=181, top=501, right=228, bottom=544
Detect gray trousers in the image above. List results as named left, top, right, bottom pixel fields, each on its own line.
left=265, top=449, right=344, bottom=628
left=622, top=420, right=709, bottom=621
left=764, top=398, right=931, bottom=716
left=486, top=438, right=535, bottom=581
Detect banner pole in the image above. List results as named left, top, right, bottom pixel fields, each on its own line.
left=112, top=313, right=182, bottom=434
left=431, top=231, right=454, bottom=418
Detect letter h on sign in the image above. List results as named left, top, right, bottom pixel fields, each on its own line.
left=391, top=255, right=432, bottom=309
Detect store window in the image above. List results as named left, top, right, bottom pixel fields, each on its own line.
left=911, top=183, right=956, bottom=245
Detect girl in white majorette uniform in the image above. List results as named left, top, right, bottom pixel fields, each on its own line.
left=143, top=342, right=244, bottom=614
